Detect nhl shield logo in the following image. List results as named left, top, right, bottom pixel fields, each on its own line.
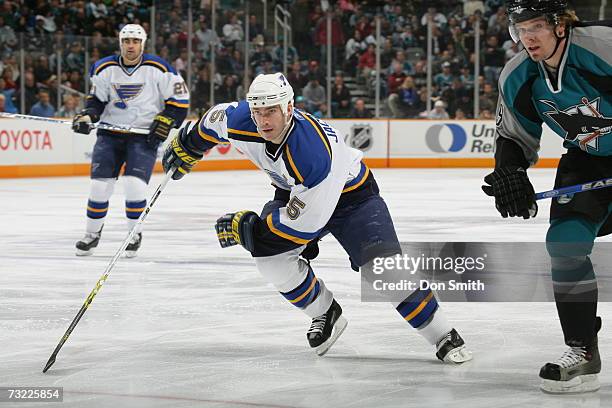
left=348, top=124, right=374, bottom=151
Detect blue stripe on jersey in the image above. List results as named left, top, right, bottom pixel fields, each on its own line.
left=142, top=54, right=176, bottom=74
left=285, top=117, right=332, bottom=189
left=226, top=100, right=259, bottom=135
left=280, top=267, right=321, bottom=309
left=87, top=200, right=109, bottom=219
left=343, top=162, right=368, bottom=192
left=125, top=199, right=146, bottom=220
left=91, top=55, right=119, bottom=77
left=198, top=118, right=229, bottom=145
left=396, top=288, right=439, bottom=328
left=268, top=209, right=322, bottom=242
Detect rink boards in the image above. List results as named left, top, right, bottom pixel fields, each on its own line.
left=0, top=117, right=564, bottom=178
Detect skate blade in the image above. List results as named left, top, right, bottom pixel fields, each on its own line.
left=75, top=249, right=94, bottom=256
left=442, top=345, right=473, bottom=364
left=314, top=316, right=348, bottom=357
left=540, top=374, right=600, bottom=394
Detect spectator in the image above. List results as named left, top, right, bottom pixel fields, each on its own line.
left=387, top=62, right=407, bottom=95
left=65, top=42, right=85, bottom=73
left=302, top=77, right=326, bottom=113
left=479, top=108, right=494, bottom=119
left=0, top=93, right=13, bottom=113
left=57, top=94, right=77, bottom=118
left=344, top=30, right=366, bottom=75
left=0, top=79, right=17, bottom=113
left=250, top=39, right=273, bottom=75
left=287, top=61, right=308, bottom=93
left=294, top=95, right=307, bottom=112
left=314, top=9, right=345, bottom=66
left=247, top=14, right=264, bottom=42
left=193, top=66, right=213, bottom=115
left=388, top=76, right=419, bottom=118
left=421, top=7, right=447, bottom=28
left=222, top=13, right=243, bottom=46
left=422, top=100, right=449, bottom=119
left=195, top=18, right=218, bottom=58
left=30, top=89, right=55, bottom=117
left=483, top=35, right=505, bottom=84
left=272, top=43, right=299, bottom=69
left=387, top=50, right=413, bottom=76
left=216, top=74, right=238, bottom=103
left=479, top=82, right=499, bottom=113
left=15, top=72, right=38, bottom=114
left=34, top=55, right=52, bottom=84
left=305, top=60, right=325, bottom=85
left=454, top=108, right=467, bottom=119
left=350, top=98, right=373, bottom=119
left=313, top=102, right=328, bottom=119
left=0, top=15, right=18, bottom=50
left=331, top=75, right=351, bottom=118
left=357, top=43, right=376, bottom=83
left=434, top=61, right=454, bottom=90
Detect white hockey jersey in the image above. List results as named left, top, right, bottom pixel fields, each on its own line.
left=88, top=54, right=189, bottom=130
left=188, top=100, right=369, bottom=255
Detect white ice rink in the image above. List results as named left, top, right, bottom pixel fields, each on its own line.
left=1, top=168, right=611, bottom=407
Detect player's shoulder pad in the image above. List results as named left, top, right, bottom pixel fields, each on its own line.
left=498, top=50, right=539, bottom=104
left=282, top=113, right=332, bottom=189
left=141, top=54, right=177, bottom=74
left=571, top=22, right=612, bottom=67
left=90, top=55, right=119, bottom=77
left=226, top=100, right=262, bottom=142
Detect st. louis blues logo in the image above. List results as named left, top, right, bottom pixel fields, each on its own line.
left=112, top=83, right=144, bottom=109
left=540, top=97, right=612, bottom=152
left=278, top=74, right=287, bottom=86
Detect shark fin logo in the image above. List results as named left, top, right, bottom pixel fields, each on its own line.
left=540, top=97, right=612, bottom=152
left=112, top=83, right=144, bottom=109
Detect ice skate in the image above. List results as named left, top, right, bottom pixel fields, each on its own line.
left=539, top=338, right=601, bottom=394
left=436, top=328, right=472, bottom=363
left=75, top=228, right=102, bottom=256
left=125, top=233, right=142, bottom=258
left=307, top=299, right=347, bottom=356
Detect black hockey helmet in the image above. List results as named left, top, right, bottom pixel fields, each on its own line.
left=507, top=0, right=568, bottom=24
left=506, top=0, right=569, bottom=42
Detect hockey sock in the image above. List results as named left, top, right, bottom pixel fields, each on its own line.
left=85, top=178, right=115, bottom=233
left=124, top=176, right=147, bottom=233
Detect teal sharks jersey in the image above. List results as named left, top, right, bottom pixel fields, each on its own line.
left=496, top=22, right=611, bottom=165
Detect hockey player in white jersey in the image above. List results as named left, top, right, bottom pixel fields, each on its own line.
left=162, top=73, right=472, bottom=362
left=73, top=24, right=189, bottom=257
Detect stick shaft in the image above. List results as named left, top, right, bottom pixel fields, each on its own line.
left=43, top=170, right=175, bottom=373
left=0, top=112, right=149, bottom=134
left=536, top=177, right=612, bottom=200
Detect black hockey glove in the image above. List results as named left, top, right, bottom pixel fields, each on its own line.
left=148, top=113, right=175, bottom=146
left=162, top=127, right=204, bottom=180
left=482, top=166, right=538, bottom=219
left=215, top=210, right=259, bottom=253
left=72, top=110, right=100, bottom=134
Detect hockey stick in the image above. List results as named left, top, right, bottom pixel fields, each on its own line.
left=536, top=177, right=612, bottom=200
left=42, top=168, right=175, bottom=373
left=0, top=112, right=150, bottom=134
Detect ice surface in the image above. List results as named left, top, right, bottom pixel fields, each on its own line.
left=1, top=168, right=610, bottom=407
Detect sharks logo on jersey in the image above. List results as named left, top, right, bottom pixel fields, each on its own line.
left=540, top=97, right=612, bottom=152
left=112, top=83, right=145, bottom=109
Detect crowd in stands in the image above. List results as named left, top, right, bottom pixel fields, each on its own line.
left=0, top=0, right=516, bottom=120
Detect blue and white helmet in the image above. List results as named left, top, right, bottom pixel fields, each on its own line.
left=119, top=24, right=147, bottom=56
left=246, top=73, right=294, bottom=114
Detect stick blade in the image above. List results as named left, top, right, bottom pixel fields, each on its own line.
left=43, top=355, right=56, bottom=373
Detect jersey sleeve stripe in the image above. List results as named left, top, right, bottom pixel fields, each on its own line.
left=227, top=128, right=261, bottom=137
left=94, top=61, right=118, bottom=75
left=343, top=163, right=370, bottom=193
left=265, top=210, right=322, bottom=244
left=166, top=100, right=189, bottom=108
left=198, top=125, right=229, bottom=145
left=143, top=60, right=168, bottom=72
left=302, top=113, right=332, bottom=160
left=284, top=144, right=304, bottom=183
